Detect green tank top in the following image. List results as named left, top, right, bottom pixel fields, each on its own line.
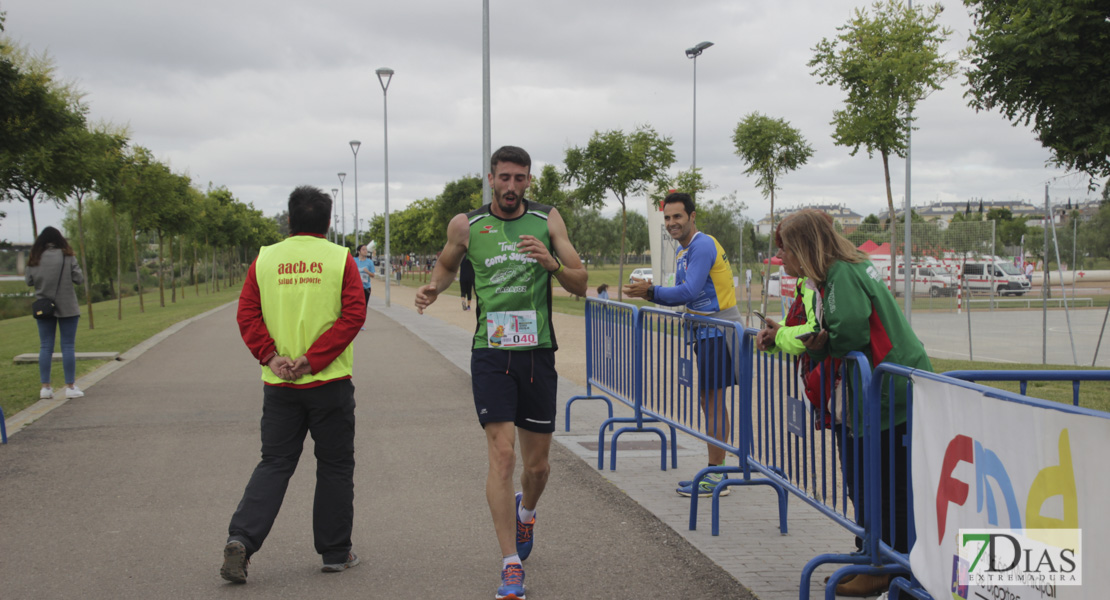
left=466, top=200, right=557, bottom=351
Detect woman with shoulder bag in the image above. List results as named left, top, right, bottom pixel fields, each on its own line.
left=26, top=226, right=86, bottom=400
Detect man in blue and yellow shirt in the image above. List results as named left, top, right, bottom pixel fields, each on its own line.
left=624, top=192, right=742, bottom=498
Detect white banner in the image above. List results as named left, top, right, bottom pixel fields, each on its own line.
left=909, top=376, right=1110, bottom=599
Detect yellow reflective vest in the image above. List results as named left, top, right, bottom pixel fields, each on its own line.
left=255, top=236, right=353, bottom=385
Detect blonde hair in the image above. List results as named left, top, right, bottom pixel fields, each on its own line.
left=777, top=209, right=867, bottom=284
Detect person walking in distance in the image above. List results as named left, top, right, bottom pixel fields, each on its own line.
left=26, top=226, right=86, bottom=400
left=460, top=256, right=475, bottom=311
left=220, top=186, right=366, bottom=584
left=355, top=243, right=376, bottom=303
left=415, top=146, right=587, bottom=600
left=624, top=192, right=743, bottom=498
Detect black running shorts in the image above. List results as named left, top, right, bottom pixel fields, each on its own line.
left=470, top=347, right=557, bottom=433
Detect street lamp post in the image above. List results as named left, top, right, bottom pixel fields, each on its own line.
left=331, top=187, right=339, bottom=243
left=376, top=66, right=394, bottom=308
left=685, top=41, right=713, bottom=170
left=338, top=172, right=346, bottom=246
left=350, top=141, right=361, bottom=249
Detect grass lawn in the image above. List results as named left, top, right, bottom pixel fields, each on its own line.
left=929, top=358, right=1110, bottom=413
left=1, top=283, right=243, bottom=419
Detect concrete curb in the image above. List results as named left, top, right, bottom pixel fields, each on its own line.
left=3, top=301, right=237, bottom=439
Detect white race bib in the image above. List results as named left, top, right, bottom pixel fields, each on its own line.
left=486, top=310, right=539, bottom=348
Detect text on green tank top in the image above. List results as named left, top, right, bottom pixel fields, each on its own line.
left=467, top=201, right=555, bottom=350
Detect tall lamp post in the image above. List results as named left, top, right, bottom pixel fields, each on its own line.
left=376, top=66, right=394, bottom=308
left=338, top=172, right=346, bottom=246
left=349, top=140, right=361, bottom=249
left=684, top=41, right=713, bottom=169
left=331, top=188, right=339, bottom=243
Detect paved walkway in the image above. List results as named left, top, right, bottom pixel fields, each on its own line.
left=1, top=298, right=768, bottom=600
left=375, top=290, right=857, bottom=600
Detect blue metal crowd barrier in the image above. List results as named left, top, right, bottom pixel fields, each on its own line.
left=941, top=369, right=1110, bottom=407
left=564, top=299, right=1110, bottom=600
left=858, top=365, right=1110, bottom=600
left=564, top=299, right=675, bottom=471
left=1, top=405, right=7, bottom=444
left=637, top=307, right=774, bottom=526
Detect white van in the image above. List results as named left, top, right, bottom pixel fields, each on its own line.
left=959, top=260, right=1031, bottom=296
left=896, top=264, right=959, bottom=297
left=874, top=259, right=958, bottom=297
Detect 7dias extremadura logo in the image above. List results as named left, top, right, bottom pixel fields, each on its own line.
left=957, top=529, right=1081, bottom=587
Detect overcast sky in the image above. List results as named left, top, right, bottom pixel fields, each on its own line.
left=1, top=0, right=1099, bottom=244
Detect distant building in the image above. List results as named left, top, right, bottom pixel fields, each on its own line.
left=878, top=199, right=1041, bottom=225
left=756, top=203, right=863, bottom=235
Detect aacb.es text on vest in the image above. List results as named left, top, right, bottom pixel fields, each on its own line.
left=276, top=260, right=325, bottom=285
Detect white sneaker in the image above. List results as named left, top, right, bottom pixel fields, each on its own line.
left=65, top=386, right=85, bottom=399
left=39, top=387, right=54, bottom=399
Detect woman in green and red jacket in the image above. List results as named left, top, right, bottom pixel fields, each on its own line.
left=775, top=209, right=932, bottom=597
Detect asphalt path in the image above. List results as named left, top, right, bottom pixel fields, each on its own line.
left=0, top=302, right=754, bottom=600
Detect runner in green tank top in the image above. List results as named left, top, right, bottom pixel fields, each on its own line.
left=415, top=146, right=587, bottom=600
left=466, top=200, right=557, bottom=350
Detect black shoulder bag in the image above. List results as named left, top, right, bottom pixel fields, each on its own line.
left=32, top=256, right=66, bottom=320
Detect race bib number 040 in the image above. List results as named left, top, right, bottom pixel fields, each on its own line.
left=487, top=310, right=539, bottom=348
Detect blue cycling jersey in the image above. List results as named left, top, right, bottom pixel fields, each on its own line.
left=653, top=231, right=736, bottom=314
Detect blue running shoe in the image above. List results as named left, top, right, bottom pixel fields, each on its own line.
left=515, top=492, right=535, bottom=561
left=495, top=563, right=526, bottom=599
left=675, top=472, right=731, bottom=497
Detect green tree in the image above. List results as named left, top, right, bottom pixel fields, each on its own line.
left=148, top=171, right=192, bottom=307
left=62, top=197, right=133, bottom=302
left=436, top=175, right=482, bottom=226
left=650, top=167, right=714, bottom=208
left=56, top=125, right=128, bottom=326
left=694, top=193, right=749, bottom=264
left=564, top=125, right=675, bottom=299
left=270, top=210, right=291, bottom=238
left=810, top=0, right=956, bottom=298
left=731, top=112, right=814, bottom=310
left=567, top=209, right=614, bottom=268
left=964, top=0, right=1110, bottom=180
left=0, top=40, right=86, bottom=236
left=621, top=210, right=649, bottom=257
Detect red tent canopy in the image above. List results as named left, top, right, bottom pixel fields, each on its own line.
left=762, top=256, right=784, bottom=265
left=857, top=240, right=879, bottom=253
left=867, top=242, right=892, bottom=256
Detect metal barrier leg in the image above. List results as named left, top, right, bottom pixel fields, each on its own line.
left=798, top=559, right=909, bottom=600
left=687, top=465, right=742, bottom=531
left=669, top=426, right=678, bottom=469
left=610, top=425, right=668, bottom=471
left=797, top=556, right=870, bottom=600
left=888, top=576, right=933, bottom=600
left=565, top=394, right=613, bottom=432
left=710, top=477, right=789, bottom=536
left=596, top=416, right=639, bottom=470
left=1, top=406, right=7, bottom=444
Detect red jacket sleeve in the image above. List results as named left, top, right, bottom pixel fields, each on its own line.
left=303, top=254, right=366, bottom=373
left=237, top=259, right=277, bottom=364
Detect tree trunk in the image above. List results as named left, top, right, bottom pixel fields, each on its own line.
left=157, top=230, right=166, bottom=308
left=882, top=151, right=898, bottom=294
left=75, top=194, right=95, bottom=329
left=617, top=199, right=627, bottom=302
left=131, top=223, right=145, bottom=313
left=761, top=186, right=776, bottom=316
left=28, top=191, right=40, bottom=240
left=172, top=235, right=179, bottom=302
left=193, top=242, right=199, bottom=296
left=112, top=203, right=122, bottom=320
